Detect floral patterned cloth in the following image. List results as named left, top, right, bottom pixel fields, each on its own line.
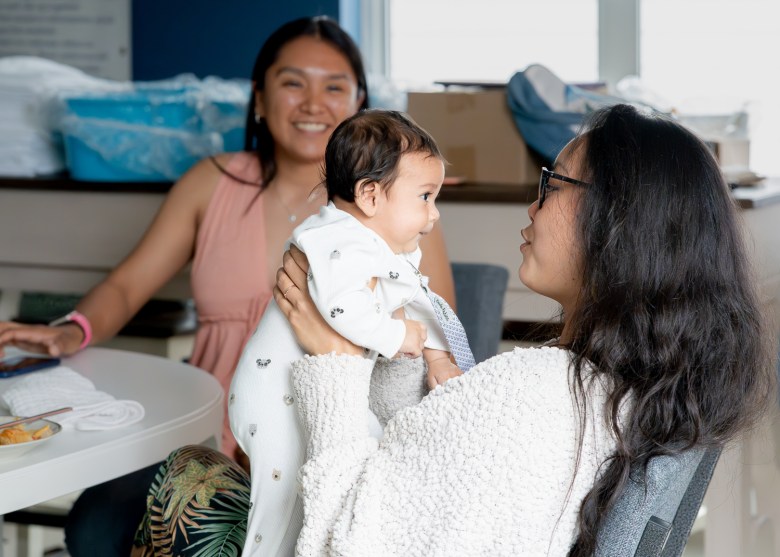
left=132, top=445, right=251, bottom=557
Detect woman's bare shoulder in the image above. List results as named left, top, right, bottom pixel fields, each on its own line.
left=167, top=152, right=241, bottom=210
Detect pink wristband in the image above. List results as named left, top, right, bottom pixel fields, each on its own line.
left=49, top=310, right=93, bottom=351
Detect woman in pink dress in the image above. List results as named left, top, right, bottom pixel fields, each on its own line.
left=0, top=16, right=456, bottom=556
left=0, top=17, right=455, bottom=461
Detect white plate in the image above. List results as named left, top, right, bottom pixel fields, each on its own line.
left=0, top=417, right=62, bottom=459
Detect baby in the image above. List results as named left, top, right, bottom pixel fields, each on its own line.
left=229, top=109, right=475, bottom=556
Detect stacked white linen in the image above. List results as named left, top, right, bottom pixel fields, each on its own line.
left=0, top=56, right=127, bottom=177
left=0, top=366, right=145, bottom=431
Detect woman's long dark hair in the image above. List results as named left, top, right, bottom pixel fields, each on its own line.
left=564, top=104, right=774, bottom=555
left=242, top=15, right=369, bottom=188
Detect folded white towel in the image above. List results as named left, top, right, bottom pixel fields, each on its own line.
left=1, top=366, right=145, bottom=431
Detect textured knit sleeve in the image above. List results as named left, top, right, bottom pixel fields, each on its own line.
left=296, top=228, right=406, bottom=358
left=292, top=353, right=379, bottom=555
left=291, top=347, right=618, bottom=556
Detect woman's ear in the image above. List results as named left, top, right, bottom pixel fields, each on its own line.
left=354, top=180, right=380, bottom=217
left=356, top=89, right=367, bottom=109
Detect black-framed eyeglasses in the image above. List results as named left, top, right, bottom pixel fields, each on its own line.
left=537, top=167, right=592, bottom=209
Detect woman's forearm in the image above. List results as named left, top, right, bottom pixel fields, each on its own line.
left=292, top=353, right=378, bottom=556
left=74, top=279, right=146, bottom=347
left=292, top=353, right=374, bottom=457
left=0, top=276, right=148, bottom=358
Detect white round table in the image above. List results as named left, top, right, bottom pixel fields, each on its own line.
left=0, top=347, right=223, bottom=516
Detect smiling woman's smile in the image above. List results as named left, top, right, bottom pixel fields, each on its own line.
left=255, top=36, right=364, bottom=165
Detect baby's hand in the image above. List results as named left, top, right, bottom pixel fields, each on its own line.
left=396, top=319, right=427, bottom=358
left=426, top=356, right=463, bottom=390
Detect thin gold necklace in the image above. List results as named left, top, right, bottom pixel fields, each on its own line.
left=271, top=185, right=304, bottom=223
left=271, top=184, right=324, bottom=223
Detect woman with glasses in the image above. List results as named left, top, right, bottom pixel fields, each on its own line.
left=263, top=103, right=774, bottom=555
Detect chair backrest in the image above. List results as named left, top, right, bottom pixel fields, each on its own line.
left=451, top=262, right=509, bottom=364
left=657, top=447, right=721, bottom=557
left=594, top=446, right=722, bottom=557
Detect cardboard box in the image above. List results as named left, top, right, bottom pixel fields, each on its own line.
left=407, top=89, right=542, bottom=186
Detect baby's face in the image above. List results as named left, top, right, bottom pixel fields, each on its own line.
left=373, top=152, right=444, bottom=254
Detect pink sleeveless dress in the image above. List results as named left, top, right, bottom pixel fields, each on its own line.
left=190, top=152, right=272, bottom=457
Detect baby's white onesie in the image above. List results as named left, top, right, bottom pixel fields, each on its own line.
left=229, top=202, right=448, bottom=556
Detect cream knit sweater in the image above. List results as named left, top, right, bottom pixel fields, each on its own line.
left=292, top=347, right=618, bottom=556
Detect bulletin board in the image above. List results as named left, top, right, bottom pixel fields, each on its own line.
left=0, top=0, right=131, bottom=80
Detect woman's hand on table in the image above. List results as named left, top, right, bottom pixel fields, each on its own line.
left=0, top=321, right=83, bottom=358
left=274, top=245, right=363, bottom=357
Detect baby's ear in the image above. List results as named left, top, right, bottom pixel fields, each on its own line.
left=355, top=180, right=380, bottom=217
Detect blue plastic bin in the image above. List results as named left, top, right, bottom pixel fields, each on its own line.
left=60, top=85, right=247, bottom=182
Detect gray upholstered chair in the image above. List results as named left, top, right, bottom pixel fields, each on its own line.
left=451, top=262, right=510, bottom=365
left=594, top=446, right=722, bottom=557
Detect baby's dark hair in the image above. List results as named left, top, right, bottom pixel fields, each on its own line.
left=323, top=109, right=443, bottom=202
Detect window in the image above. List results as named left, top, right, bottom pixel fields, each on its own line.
left=641, top=0, right=780, bottom=175
left=387, top=0, right=599, bottom=85
left=378, top=0, right=778, bottom=174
